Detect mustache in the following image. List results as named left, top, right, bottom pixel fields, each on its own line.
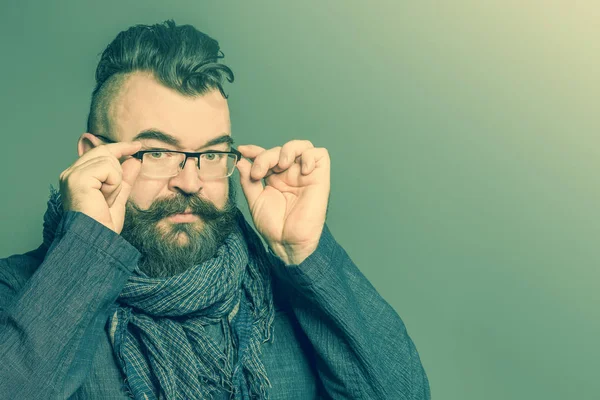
left=128, top=194, right=225, bottom=223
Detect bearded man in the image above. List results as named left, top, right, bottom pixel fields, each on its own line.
left=0, top=20, right=430, bottom=399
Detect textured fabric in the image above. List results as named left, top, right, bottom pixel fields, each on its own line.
left=43, top=188, right=275, bottom=400
left=0, top=189, right=431, bottom=399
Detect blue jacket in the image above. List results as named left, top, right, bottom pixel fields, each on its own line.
left=0, top=211, right=430, bottom=399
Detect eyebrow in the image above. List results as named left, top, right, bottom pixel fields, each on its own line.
left=132, top=129, right=234, bottom=150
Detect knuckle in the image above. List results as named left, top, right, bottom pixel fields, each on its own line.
left=61, top=173, right=81, bottom=191
left=280, top=144, right=297, bottom=158
left=67, top=169, right=81, bottom=182
left=254, top=152, right=267, bottom=163
left=101, top=155, right=121, bottom=170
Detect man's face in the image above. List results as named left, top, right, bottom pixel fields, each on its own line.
left=103, top=72, right=239, bottom=277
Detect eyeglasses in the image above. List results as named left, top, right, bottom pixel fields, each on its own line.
left=93, top=134, right=242, bottom=180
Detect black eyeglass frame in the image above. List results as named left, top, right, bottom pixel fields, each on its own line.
left=93, top=134, right=242, bottom=174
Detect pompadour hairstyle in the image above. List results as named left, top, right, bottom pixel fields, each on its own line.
left=86, top=19, right=234, bottom=137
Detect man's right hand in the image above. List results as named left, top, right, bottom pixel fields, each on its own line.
left=59, top=140, right=142, bottom=234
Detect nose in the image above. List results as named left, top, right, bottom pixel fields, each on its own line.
left=168, top=155, right=203, bottom=194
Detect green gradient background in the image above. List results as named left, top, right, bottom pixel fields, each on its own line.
left=1, top=1, right=598, bottom=399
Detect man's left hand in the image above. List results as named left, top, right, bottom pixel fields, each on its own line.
left=235, top=140, right=330, bottom=266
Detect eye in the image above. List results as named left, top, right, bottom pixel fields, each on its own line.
left=147, top=151, right=177, bottom=159
left=204, top=153, right=222, bottom=161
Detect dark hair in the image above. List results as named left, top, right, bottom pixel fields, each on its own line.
left=86, top=19, right=234, bottom=136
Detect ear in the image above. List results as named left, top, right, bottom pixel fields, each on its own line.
left=77, top=133, right=103, bottom=157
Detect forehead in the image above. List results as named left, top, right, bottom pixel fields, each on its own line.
left=108, top=72, right=231, bottom=147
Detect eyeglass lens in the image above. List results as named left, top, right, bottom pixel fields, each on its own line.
left=140, top=152, right=237, bottom=179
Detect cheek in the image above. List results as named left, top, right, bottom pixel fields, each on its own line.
left=203, top=180, right=230, bottom=208
left=129, top=178, right=167, bottom=209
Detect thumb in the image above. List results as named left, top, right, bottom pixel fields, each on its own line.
left=236, top=157, right=264, bottom=210
left=113, top=158, right=142, bottom=209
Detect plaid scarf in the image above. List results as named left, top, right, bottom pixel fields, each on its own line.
left=43, top=187, right=275, bottom=400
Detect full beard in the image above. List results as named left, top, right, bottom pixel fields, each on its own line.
left=120, top=177, right=239, bottom=278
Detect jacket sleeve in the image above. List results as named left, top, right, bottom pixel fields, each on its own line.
left=268, top=223, right=431, bottom=400
left=0, top=211, right=140, bottom=399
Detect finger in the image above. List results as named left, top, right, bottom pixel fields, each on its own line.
left=105, top=141, right=143, bottom=159
left=112, top=157, right=142, bottom=209
left=236, top=144, right=274, bottom=181
left=104, top=183, right=122, bottom=208
left=64, top=157, right=123, bottom=206
left=249, top=147, right=285, bottom=180
left=235, top=157, right=264, bottom=211
left=73, top=141, right=142, bottom=168
left=297, top=147, right=329, bottom=175
left=64, top=157, right=120, bottom=189
left=236, top=144, right=266, bottom=161
left=83, top=157, right=123, bottom=191
left=97, top=162, right=124, bottom=201
left=312, top=148, right=331, bottom=174
left=68, top=157, right=122, bottom=190
left=278, top=140, right=315, bottom=170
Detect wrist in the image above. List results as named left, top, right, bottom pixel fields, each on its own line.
left=268, top=241, right=318, bottom=266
